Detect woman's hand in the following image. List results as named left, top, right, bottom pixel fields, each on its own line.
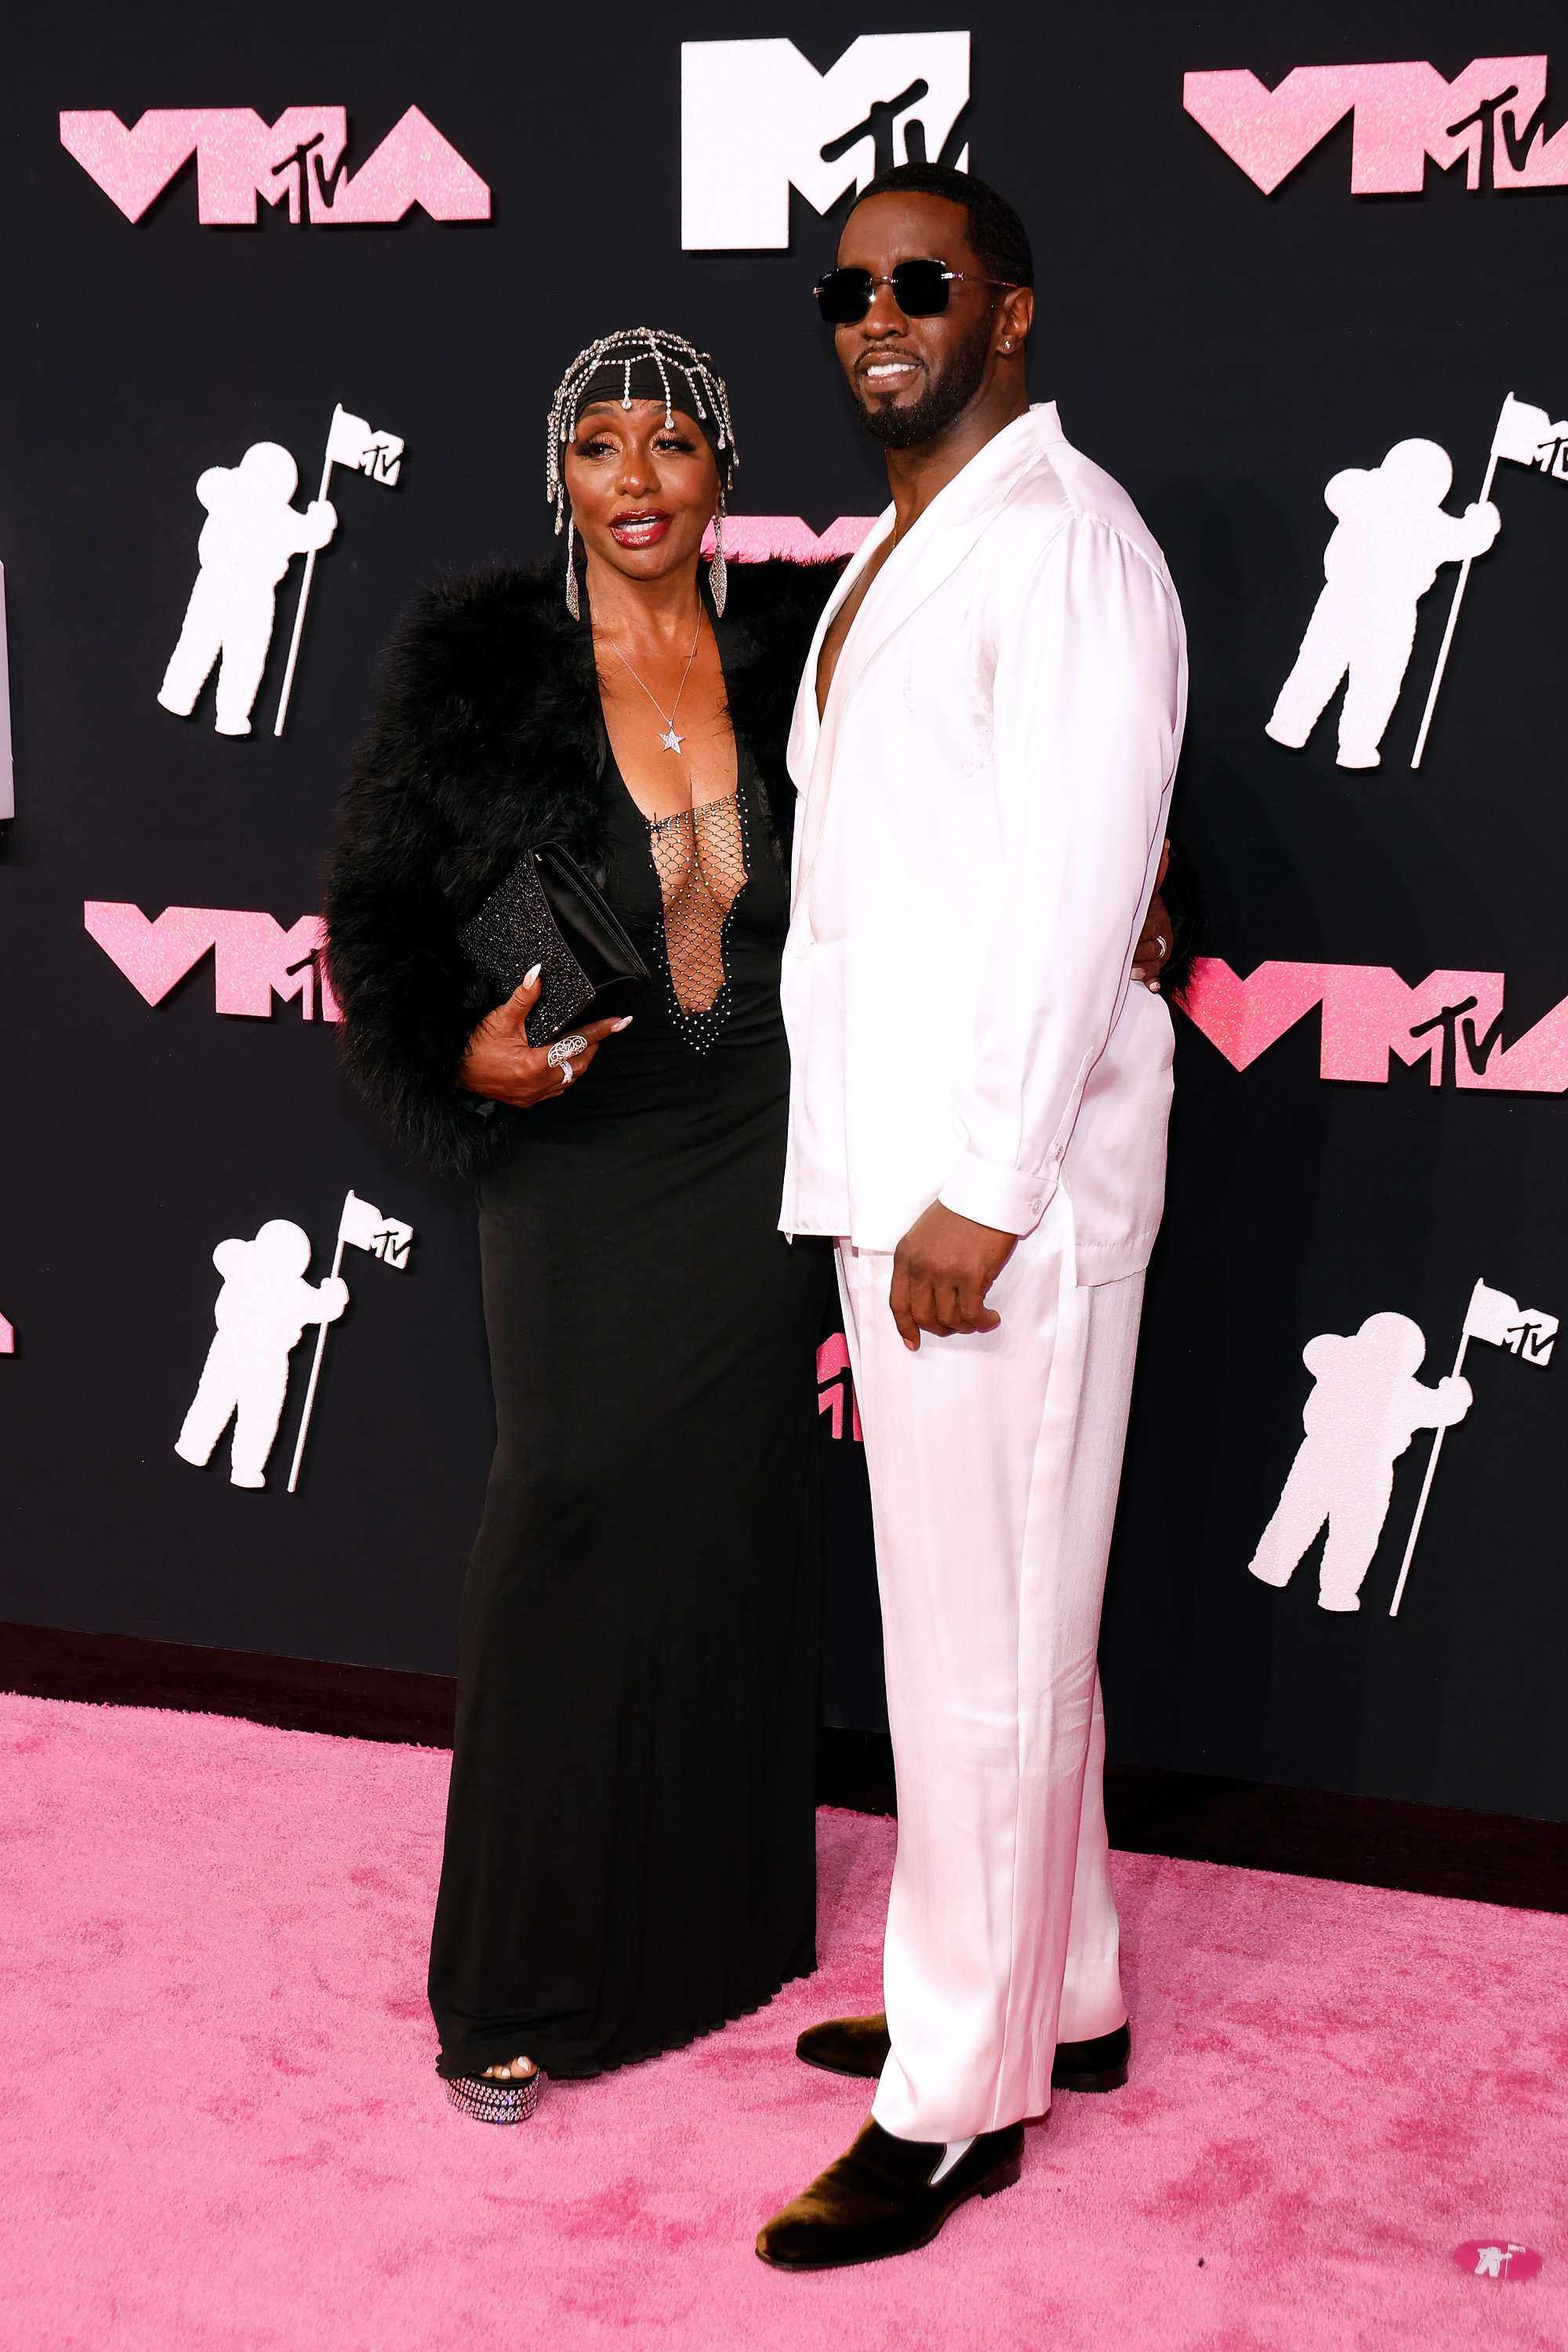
left=1132, top=840, right=1174, bottom=993
left=459, top=967, right=633, bottom=1107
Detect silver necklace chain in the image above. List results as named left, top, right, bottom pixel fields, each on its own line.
left=604, top=613, right=702, bottom=753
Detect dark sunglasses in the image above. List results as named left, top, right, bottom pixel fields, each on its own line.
left=813, top=258, right=1018, bottom=326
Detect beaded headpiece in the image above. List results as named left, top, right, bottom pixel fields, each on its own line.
left=545, top=328, right=739, bottom=619
left=545, top=326, right=738, bottom=528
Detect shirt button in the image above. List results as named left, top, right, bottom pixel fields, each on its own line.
left=1028, top=1196, right=1044, bottom=1215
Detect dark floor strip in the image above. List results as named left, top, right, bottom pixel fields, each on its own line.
left=5, top=1620, right=1562, bottom=1912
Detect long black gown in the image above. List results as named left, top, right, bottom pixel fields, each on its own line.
left=429, top=729, right=830, bottom=2082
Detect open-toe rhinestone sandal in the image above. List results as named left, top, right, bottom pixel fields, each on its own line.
left=445, top=2064, right=543, bottom=2125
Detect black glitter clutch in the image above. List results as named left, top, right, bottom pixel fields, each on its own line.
left=459, top=843, right=650, bottom=1048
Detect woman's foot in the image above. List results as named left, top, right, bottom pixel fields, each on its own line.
left=446, top=2054, right=543, bottom=2124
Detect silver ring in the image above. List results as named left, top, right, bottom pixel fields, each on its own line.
left=546, top=1034, right=588, bottom=1069
left=557, top=1059, right=575, bottom=1086
left=1154, top=934, right=1168, bottom=956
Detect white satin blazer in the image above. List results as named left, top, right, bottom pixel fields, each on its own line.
left=778, top=401, right=1187, bottom=1280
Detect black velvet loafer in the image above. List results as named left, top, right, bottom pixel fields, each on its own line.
left=796, top=2013, right=1131, bottom=2092
left=794, top=2012, right=892, bottom=2079
left=756, top=2118, right=1024, bottom=2270
left=1053, top=2020, right=1131, bottom=2092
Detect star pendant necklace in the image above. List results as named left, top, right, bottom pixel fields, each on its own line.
left=608, top=610, right=702, bottom=755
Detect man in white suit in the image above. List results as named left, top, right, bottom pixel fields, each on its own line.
left=757, top=165, right=1186, bottom=2270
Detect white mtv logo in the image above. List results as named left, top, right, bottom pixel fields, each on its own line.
left=682, top=34, right=971, bottom=250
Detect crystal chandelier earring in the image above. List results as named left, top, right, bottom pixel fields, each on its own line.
left=564, top=511, right=581, bottom=620
left=709, top=492, right=728, bottom=619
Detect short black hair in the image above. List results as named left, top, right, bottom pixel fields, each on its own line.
left=850, top=162, right=1033, bottom=291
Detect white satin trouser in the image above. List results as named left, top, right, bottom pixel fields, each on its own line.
left=835, top=1196, right=1145, bottom=2144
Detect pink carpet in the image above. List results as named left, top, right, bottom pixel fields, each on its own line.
left=1, top=1694, right=1562, bottom=2351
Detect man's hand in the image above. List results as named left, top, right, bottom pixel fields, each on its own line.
left=889, top=1203, right=1017, bottom=1352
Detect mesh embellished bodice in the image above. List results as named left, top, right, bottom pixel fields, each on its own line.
left=644, top=789, right=749, bottom=1048
left=592, top=735, right=790, bottom=1079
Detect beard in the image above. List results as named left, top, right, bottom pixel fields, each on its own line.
left=852, top=320, right=993, bottom=448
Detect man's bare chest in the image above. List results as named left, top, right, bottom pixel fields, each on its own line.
left=815, top=541, right=895, bottom=718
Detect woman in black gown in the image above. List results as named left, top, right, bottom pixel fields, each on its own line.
left=325, top=329, right=837, bottom=2115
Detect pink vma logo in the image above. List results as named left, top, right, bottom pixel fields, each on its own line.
left=1183, top=958, right=1568, bottom=1093
left=817, top=1333, right=862, bottom=1443
left=85, top=904, right=339, bottom=1020
left=1185, top=59, right=1568, bottom=194
left=709, top=516, right=875, bottom=564
left=59, top=107, right=489, bottom=226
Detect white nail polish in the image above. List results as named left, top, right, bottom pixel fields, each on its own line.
left=524, top=964, right=543, bottom=987
left=612, top=1016, right=634, bottom=1032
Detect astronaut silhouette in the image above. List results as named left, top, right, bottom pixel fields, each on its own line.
left=1249, top=1312, right=1472, bottom=1612
left=1265, top=439, right=1500, bottom=769
left=157, top=443, right=336, bottom=738
left=175, top=1220, right=347, bottom=1489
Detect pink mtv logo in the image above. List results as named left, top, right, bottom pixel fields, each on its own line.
left=704, top=516, right=877, bottom=563
left=1185, top=59, right=1568, bottom=194
left=817, top=1331, right=862, bottom=1443
left=84, top=903, right=339, bottom=1022
left=59, top=106, right=489, bottom=226
left=1181, top=956, right=1568, bottom=1093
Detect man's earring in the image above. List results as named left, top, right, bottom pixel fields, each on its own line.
left=564, top=514, right=581, bottom=620
left=709, top=495, right=728, bottom=619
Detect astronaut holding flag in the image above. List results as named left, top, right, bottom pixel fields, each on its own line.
left=1265, top=438, right=1499, bottom=771
left=285, top=1189, right=416, bottom=1492
left=273, top=402, right=406, bottom=738
left=1248, top=1311, right=1472, bottom=1614
left=1250, top=1278, right=1555, bottom=1618
left=158, top=442, right=338, bottom=739
left=176, top=1219, right=348, bottom=1490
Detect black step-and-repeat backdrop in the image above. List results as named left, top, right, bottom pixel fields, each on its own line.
left=3, top=5, right=1566, bottom=1826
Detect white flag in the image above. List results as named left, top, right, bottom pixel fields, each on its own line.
left=1490, top=391, right=1568, bottom=477
left=338, top=1189, right=415, bottom=1269
left=1463, top=1278, right=1556, bottom=1365
left=325, top=403, right=404, bottom=486
left=1491, top=393, right=1552, bottom=464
